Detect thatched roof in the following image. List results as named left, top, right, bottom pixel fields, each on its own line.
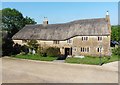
left=12, top=18, right=110, bottom=40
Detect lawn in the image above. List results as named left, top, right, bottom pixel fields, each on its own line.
left=65, top=54, right=120, bottom=65
left=12, top=54, right=57, bottom=61
left=12, top=53, right=119, bottom=65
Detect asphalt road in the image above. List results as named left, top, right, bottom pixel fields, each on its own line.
left=1, top=57, right=118, bottom=83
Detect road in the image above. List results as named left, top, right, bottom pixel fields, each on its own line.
left=1, top=57, right=118, bottom=83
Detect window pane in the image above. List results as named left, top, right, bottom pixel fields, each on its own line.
left=81, top=47, right=82, bottom=52
left=87, top=47, right=89, bottom=52
left=82, top=37, right=83, bottom=41
left=83, top=48, right=84, bottom=52
left=97, top=48, right=99, bottom=52
left=86, top=37, right=88, bottom=40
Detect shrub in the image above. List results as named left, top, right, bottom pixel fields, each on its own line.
left=21, top=45, right=29, bottom=54
left=37, top=46, right=47, bottom=57
left=112, top=46, right=120, bottom=55
left=27, top=40, right=38, bottom=51
left=12, top=43, right=21, bottom=55
left=46, top=47, right=60, bottom=57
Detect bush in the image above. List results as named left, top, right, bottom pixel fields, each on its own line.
left=37, top=46, right=47, bottom=57
left=27, top=40, right=38, bottom=51
left=21, top=45, right=29, bottom=54
left=112, top=46, right=120, bottom=55
left=12, top=43, right=21, bottom=55
left=46, top=47, right=60, bottom=57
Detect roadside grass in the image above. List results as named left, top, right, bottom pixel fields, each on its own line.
left=65, top=54, right=120, bottom=65
left=11, top=53, right=119, bottom=65
left=12, top=54, right=57, bottom=61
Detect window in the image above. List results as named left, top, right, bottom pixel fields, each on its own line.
left=53, top=40, right=59, bottom=44
left=83, top=48, right=84, bottom=52
left=86, top=37, right=88, bottom=40
left=81, top=47, right=83, bottom=52
left=73, top=47, right=77, bottom=51
left=98, top=36, right=102, bottom=41
left=97, top=47, right=102, bottom=52
left=67, top=39, right=72, bottom=43
left=82, top=37, right=84, bottom=41
left=81, top=47, right=90, bottom=52
left=82, top=37, right=88, bottom=41
left=84, top=48, right=86, bottom=52
left=87, top=47, right=89, bottom=52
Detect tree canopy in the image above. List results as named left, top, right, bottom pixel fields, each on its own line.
left=111, top=25, right=120, bottom=42
left=2, top=8, right=37, bottom=56
left=2, top=8, right=37, bottom=37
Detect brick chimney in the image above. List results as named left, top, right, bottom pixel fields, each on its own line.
left=43, top=17, right=48, bottom=26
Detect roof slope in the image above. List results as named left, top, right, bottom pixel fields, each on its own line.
left=12, top=18, right=110, bottom=40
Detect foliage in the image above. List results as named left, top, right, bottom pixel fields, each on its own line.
left=112, top=46, right=120, bottom=56
left=27, top=40, right=38, bottom=51
left=0, top=10, right=2, bottom=30
left=65, top=54, right=119, bottom=65
left=13, top=54, right=57, bottom=61
left=2, top=8, right=37, bottom=56
left=2, top=8, right=24, bottom=37
left=12, top=43, right=21, bottom=55
left=21, top=45, right=29, bottom=54
left=46, top=47, right=60, bottom=57
left=2, top=8, right=37, bottom=37
left=111, top=25, right=120, bottom=42
left=24, top=16, right=36, bottom=25
left=2, top=38, right=14, bottom=56
left=37, top=46, right=47, bottom=57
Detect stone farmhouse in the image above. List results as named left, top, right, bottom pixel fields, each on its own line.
left=12, top=11, right=111, bottom=56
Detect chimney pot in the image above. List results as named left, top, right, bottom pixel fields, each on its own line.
left=106, top=11, right=109, bottom=15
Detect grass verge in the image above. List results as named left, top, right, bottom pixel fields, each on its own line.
left=12, top=54, right=57, bottom=61
left=65, top=55, right=120, bottom=65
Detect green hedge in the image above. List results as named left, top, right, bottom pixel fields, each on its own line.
left=46, top=47, right=60, bottom=57
left=112, top=46, right=120, bottom=56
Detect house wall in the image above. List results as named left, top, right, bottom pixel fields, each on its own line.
left=13, top=40, right=25, bottom=45
left=73, top=35, right=111, bottom=56
left=13, top=35, right=111, bottom=56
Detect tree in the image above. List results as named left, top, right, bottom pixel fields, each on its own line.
left=2, top=8, right=37, bottom=38
left=2, top=38, right=14, bottom=56
left=2, top=8, right=25, bottom=37
left=2, top=8, right=37, bottom=56
left=112, top=46, right=120, bottom=56
left=111, top=25, right=120, bottom=42
left=24, top=16, right=36, bottom=25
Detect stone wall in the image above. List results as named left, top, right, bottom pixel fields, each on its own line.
left=73, top=36, right=111, bottom=56
left=13, top=35, right=111, bottom=56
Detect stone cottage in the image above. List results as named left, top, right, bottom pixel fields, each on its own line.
left=12, top=11, right=111, bottom=56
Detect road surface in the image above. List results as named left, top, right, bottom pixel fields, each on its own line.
left=1, top=57, right=118, bottom=83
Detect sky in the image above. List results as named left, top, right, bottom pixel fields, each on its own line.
left=2, top=2, right=118, bottom=25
